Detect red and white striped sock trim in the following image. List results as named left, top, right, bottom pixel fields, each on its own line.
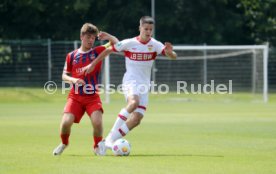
left=118, top=128, right=126, bottom=136
left=118, top=114, right=127, bottom=121
left=138, top=105, right=147, bottom=110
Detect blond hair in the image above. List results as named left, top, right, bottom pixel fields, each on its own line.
left=80, top=23, right=99, bottom=36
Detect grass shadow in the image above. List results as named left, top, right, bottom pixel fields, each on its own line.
left=66, top=153, right=224, bottom=158
left=129, top=154, right=224, bottom=158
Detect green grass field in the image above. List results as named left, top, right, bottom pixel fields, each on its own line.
left=0, top=88, right=276, bottom=174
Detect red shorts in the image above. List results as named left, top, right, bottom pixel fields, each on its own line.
left=63, top=93, right=103, bottom=123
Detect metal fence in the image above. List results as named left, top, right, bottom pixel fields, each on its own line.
left=0, top=40, right=80, bottom=87
left=0, top=39, right=275, bottom=93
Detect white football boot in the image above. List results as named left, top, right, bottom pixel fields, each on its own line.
left=105, top=138, right=114, bottom=150
left=53, top=143, right=67, bottom=156
left=97, top=140, right=107, bottom=156
left=93, top=147, right=101, bottom=156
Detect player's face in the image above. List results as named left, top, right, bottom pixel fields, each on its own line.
left=139, top=23, right=153, bottom=42
left=81, top=33, right=96, bottom=51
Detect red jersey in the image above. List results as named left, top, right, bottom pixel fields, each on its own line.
left=64, top=46, right=106, bottom=96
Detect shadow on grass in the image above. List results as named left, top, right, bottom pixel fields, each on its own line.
left=129, top=154, right=224, bottom=158
left=67, top=154, right=223, bottom=158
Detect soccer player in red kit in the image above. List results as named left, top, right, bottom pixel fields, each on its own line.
left=53, top=23, right=118, bottom=156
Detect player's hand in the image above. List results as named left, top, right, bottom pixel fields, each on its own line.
left=164, top=42, right=177, bottom=59
left=83, top=63, right=95, bottom=76
left=72, top=78, right=85, bottom=85
left=98, top=31, right=110, bottom=41
left=98, top=31, right=118, bottom=45
left=164, top=42, right=173, bottom=53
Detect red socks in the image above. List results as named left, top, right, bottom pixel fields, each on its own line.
left=60, top=134, right=70, bottom=145
left=94, top=136, right=103, bottom=148
left=60, top=134, right=102, bottom=148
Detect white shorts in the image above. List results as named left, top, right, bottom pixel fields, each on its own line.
left=122, top=80, right=149, bottom=115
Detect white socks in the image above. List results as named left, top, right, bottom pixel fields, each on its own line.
left=106, top=108, right=130, bottom=148
left=106, top=123, right=130, bottom=148
left=110, top=108, right=130, bottom=133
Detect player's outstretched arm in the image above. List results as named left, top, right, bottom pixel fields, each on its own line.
left=83, top=47, right=113, bottom=76
left=98, top=31, right=119, bottom=45
left=83, top=32, right=118, bottom=76
left=164, top=42, right=177, bottom=59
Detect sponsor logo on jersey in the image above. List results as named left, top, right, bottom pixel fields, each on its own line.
left=75, top=68, right=83, bottom=74
left=125, top=51, right=156, bottom=61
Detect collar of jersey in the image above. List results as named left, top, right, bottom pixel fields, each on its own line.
left=136, top=36, right=151, bottom=45
left=78, top=48, right=93, bottom=54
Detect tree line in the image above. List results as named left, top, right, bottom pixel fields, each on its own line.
left=0, top=0, right=275, bottom=46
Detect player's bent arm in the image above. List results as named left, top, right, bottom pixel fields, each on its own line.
left=98, top=31, right=119, bottom=45
left=94, top=46, right=114, bottom=65
left=62, top=71, right=85, bottom=85
left=62, top=71, right=76, bottom=83
left=84, top=47, right=114, bottom=75
left=165, top=50, right=177, bottom=59
left=107, top=34, right=119, bottom=45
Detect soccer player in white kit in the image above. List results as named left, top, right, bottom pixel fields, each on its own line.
left=84, top=16, right=177, bottom=155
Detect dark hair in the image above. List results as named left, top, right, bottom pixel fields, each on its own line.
left=80, top=23, right=99, bottom=36
left=139, top=16, right=155, bottom=25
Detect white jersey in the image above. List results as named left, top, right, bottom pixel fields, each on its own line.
left=112, top=37, right=165, bottom=85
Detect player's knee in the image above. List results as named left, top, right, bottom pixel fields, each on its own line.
left=62, top=113, right=74, bottom=126
left=129, top=98, right=139, bottom=109
left=62, top=121, right=73, bottom=128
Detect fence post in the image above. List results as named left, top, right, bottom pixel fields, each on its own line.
left=263, top=43, right=269, bottom=103
left=104, top=55, right=110, bottom=103
left=252, top=49, right=257, bottom=94
left=203, top=43, right=207, bottom=85
left=47, top=39, right=52, bottom=81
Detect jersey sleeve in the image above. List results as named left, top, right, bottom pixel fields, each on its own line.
left=103, top=41, right=111, bottom=48
left=155, top=41, right=165, bottom=55
left=94, top=45, right=106, bottom=56
left=112, top=39, right=131, bottom=52
left=64, top=53, right=72, bottom=73
left=93, top=46, right=105, bottom=71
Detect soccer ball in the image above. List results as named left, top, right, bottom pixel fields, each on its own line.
left=112, top=138, right=131, bottom=156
